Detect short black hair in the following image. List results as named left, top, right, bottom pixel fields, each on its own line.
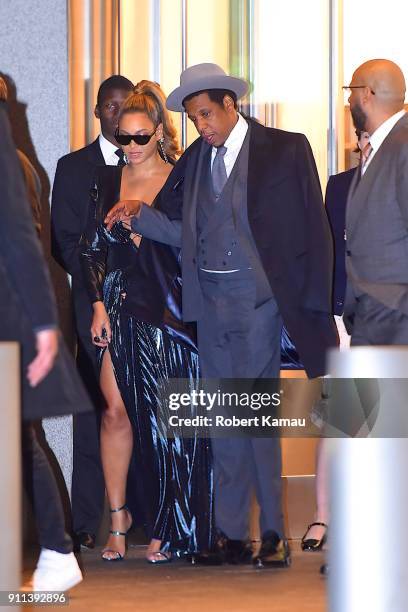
left=97, top=75, right=134, bottom=106
left=182, top=88, right=238, bottom=109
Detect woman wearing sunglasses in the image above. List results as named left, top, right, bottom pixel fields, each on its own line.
left=80, top=81, right=213, bottom=563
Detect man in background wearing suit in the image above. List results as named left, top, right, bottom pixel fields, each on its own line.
left=106, top=63, right=337, bottom=567
left=344, top=59, right=408, bottom=345
left=51, top=75, right=133, bottom=549
left=326, top=130, right=370, bottom=346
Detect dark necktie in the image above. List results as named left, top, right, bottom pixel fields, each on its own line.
left=212, top=145, right=227, bottom=199
left=115, top=148, right=127, bottom=167
left=360, top=141, right=373, bottom=176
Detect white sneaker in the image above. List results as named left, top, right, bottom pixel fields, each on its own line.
left=29, top=549, right=83, bottom=592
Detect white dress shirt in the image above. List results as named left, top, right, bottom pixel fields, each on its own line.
left=98, top=133, right=122, bottom=166
left=210, top=112, right=248, bottom=176
left=363, top=109, right=406, bottom=174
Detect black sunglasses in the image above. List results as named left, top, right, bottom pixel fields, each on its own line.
left=114, top=129, right=156, bottom=146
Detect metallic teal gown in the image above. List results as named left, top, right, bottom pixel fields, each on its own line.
left=80, top=165, right=213, bottom=553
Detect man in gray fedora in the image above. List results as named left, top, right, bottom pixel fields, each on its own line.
left=106, top=63, right=337, bottom=566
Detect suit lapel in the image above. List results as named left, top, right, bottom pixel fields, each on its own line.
left=346, top=113, right=408, bottom=238
left=345, top=166, right=362, bottom=234
left=195, top=147, right=212, bottom=228
left=231, top=124, right=250, bottom=223
left=97, top=167, right=122, bottom=217
left=183, top=139, right=211, bottom=245
left=247, top=121, right=268, bottom=224
left=246, top=119, right=284, bottom=226
left=86, top=138, right=106, bottom=166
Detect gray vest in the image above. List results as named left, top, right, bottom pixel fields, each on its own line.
left=196, top=147, right=251, bottom=272
left=196, top=128, right=273, bottom=305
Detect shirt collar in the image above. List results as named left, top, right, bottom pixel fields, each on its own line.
left=369, top=109, right=406, bottom=153
left=213, top=113, right=248, bottom=155
left=98, top=133, right=119, bottom=164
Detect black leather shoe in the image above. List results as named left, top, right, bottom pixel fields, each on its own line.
left=301, top=522, right=328, bottom=552
left=253, top=530, right=291, bottom=568
left=189, top=532, right=252, bottom=566
left=189, top=550, right=224, bottom=566
left=74, top=532, right=96, bottom=550
left=223, top=537, right=253, bottom=565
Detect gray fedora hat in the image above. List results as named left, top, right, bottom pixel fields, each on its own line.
left=166, top=63, right=249, bottom=112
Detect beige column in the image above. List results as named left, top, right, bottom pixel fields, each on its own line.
left=0, top=343, right=21, bottom=610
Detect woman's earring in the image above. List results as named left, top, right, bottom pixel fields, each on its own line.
left=158, top=137, right=168, bottom=164
left=124, top=153, right=129, bottom=165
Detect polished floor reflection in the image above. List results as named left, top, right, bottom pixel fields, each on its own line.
left=24, top=541, right=327, bottom=611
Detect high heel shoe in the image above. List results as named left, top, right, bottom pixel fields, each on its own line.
left=146, top=539, right=172, bottom=564
left=146, top=551, right=172, bottom=565
left=101, top=504, right=132, bottom=562
left=301, top=522, right=328, bottom=552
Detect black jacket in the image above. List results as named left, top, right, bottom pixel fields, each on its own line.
left=325, top=168, right=356, bottom=315
left=51, top=138, right=105, bottom=339
left=0, top=102, right=92, bottom=420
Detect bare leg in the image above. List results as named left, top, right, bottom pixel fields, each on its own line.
left=100, top=350, right=165, bottom=561
left=100, top=350, right=133, bottom=560
left=304, top=439, right=330, bottom=542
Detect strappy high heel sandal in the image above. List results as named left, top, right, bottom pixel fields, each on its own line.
left=146, top=551, right=172, bottom=565
left=301, top=521, right=328, bottom=552
left=145, top=539, right=172, bottom=564
left=101, top=504, right=132, bottom=562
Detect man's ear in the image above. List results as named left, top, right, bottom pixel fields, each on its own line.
left=94, top=104, right=100, bottom=119
left=362, top=86, right=373, bottom=105
left=223, top=95, right=234, bottom=112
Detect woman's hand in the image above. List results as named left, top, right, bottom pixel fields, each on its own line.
left=91, top=301, right=111, bottom=346
left=104, top=199, right=144, bottom=231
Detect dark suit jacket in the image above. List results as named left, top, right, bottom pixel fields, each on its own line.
left=0, top=102, right=92, bottom=420
left=132, top=118, right=338, bottom=377
left=51, top=138, right=105, bottom=340
left=325, top=168, right=356, bottom=315
left=345, top=112, right=408, bottom=331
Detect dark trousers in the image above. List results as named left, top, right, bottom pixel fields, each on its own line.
left=71, top=334, right=105, bottom=535
left=197, top=270, right=284, bottom=540
left=343, top=293, right=403, bottom=436
left=22, top=422, right=72, bottom=553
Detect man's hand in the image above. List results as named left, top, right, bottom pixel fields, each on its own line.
left=27, top=329, right=59, bottom=387
left=104, top=199, right=144, bottom=231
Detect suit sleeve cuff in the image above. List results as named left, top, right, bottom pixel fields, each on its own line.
left=130, top=203, right=148, bottom=233
left=33, top=324, right=58, bottom=333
